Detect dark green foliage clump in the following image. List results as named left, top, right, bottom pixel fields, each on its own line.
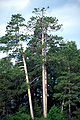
left=2, top=106, right=31, bottom=120
left=48, top=105, right=66, bottom=120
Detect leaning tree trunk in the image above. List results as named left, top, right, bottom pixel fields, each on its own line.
left=42, top=9, right=47, bottom=118
left=19, top=35, right=34, bottom=120
left=22, top=55, right=34, bottom=119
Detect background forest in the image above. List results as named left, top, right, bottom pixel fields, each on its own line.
left=0, top=7, right=80, bottom=120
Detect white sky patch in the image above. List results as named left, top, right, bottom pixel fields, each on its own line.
left=0, top=24, right=6, bottom=36
left=0, top=52, right=7, bottom=59
left=48, top=4, right=80, bottom=28
left=19, top=26, right=28, bottom=35
left=0, top=0, right=29, bottom=10
left=77, top=41, right=80, bottom=49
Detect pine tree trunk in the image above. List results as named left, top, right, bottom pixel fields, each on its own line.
left=19, top=35, right=34, bottom=119
left=42, top=9, right=47, bottom=118
left=3, top=106, right=6, bottom=116
left=69, top=99, right=71, bottom=120
left=42, top=63, right=47, bottom=118
left=22, top=55, right=34, bottom=119
left=44, top=65, right=47, bottom=116
left=61, top=99, right=64, bottom=113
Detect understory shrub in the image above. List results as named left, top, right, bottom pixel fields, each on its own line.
left=48, top=105, right=66, bottom=120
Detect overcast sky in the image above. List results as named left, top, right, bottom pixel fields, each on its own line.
left=0, top=0, right=80, bottom=58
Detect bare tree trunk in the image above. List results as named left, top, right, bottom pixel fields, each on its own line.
left=42, top=9, right=47, bottom=118
left=3, top=106, right=6, bottom=116
left=19, top=35, right=34, bottom=119
left=44, top=65, right=47, bottom=116
left=42, top=63, right=47, bottom=118
left=22, top=55, right=34, bottom=119
left=69, top=99, right=71, bottom=120
left=61, top=99, right=64, bottom=113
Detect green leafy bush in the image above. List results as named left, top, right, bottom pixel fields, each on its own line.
left=48, top=105, right=66, bottom=120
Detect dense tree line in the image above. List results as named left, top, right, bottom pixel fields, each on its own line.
left=0, top=8, right=80, bottom=120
